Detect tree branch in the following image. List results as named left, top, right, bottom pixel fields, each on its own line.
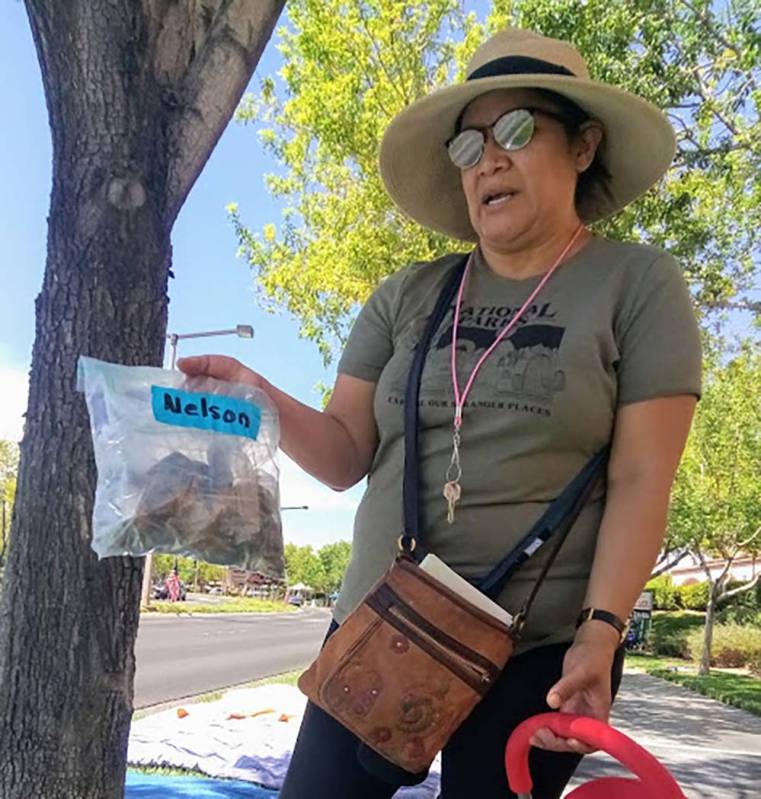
left=356, top=5, right=410, bottom=109
left=738, top=526, right=761, bottom=551
left=719, top=572, right=761, bottom=603
left=165, top=0, right=286, bottom=219
left=701, top=298, right=761, bottom=314
left=650, top=549, right=689, bottom=578
left=717, top=553, right=734, bottom=585
left=691, top=66, right=740, bottom=137
left=695, top=548, right=714, bottom=582
left=677, top=0, right=759, bottom=93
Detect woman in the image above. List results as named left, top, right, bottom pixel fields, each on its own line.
left=179, top=28, right=701, bottom=798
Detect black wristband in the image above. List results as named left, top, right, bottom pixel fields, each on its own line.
left=576, top=607, right=627, bottom=641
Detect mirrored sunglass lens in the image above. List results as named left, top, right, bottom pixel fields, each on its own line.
left=448, top=129, right=484, bottom=168
left=494, top=109, right=534, bottom=150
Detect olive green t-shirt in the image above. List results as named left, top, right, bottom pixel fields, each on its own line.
left=335, top=236, right=702, bottom=653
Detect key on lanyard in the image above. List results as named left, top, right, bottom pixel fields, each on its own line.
left=443, top=427, right=462, bottom=524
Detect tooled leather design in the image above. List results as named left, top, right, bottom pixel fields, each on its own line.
left=325, top=662, right=383, bottom=718
left=395, top=677, right=452, bottom=736
left=397, top=695, right=437, bottom=734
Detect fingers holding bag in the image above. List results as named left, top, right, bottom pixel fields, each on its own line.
left=177, top=354, right=264, bottom=390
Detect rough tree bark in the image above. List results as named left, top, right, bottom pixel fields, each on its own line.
left=0, top=2, right=285, bottom=797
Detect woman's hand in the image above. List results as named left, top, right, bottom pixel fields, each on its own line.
left=531, top=628, right=619, bottom=755
left=177, top=355, right=265, bottom=390
left=178, top=357, right=377, bottom=491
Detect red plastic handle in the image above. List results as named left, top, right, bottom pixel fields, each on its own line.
left=505, top=713, right=685, bottom=798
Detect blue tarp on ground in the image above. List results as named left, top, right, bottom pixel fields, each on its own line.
left=125, top=771, right=278, bottom=798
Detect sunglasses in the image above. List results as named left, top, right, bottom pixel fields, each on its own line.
left=446, top=107, right=570, bottom=170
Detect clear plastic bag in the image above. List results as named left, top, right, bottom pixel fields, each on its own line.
left=76, top=356, right=284, bottom=579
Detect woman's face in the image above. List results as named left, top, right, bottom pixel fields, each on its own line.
left=458, top=89, right=600, bottom=250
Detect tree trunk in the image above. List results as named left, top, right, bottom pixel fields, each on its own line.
left=0, top=2, right=284, bottom=797
left=698, top=584, right=718, bottom=677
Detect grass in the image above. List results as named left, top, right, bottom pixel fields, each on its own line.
left=128, top=765, right=207, bottom=778
left=142, top=597, right=298, bottom=614
left=191, top=670, right=302, bottom=705
left=651, top=668, right=761, bottom=716
left=649, top=610, right=705, bottom=657
left=624, top=652, right=687, bottom=672
left=625, top=651, right=761, bottom=717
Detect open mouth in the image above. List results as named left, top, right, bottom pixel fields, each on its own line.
left=482, top=191, right=515, bottom=207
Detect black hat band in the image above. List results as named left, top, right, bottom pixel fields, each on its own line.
left=468, top=55, right=575, bottom=81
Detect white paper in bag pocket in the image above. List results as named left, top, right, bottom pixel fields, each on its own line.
left=420, top=554, right=512, bottom=626
left=76, top=356, right=284, bottom=579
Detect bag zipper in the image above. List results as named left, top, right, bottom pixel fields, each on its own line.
left=367, top=585, right=501, bottom=695
left=388, top=605, right=495, bottom=689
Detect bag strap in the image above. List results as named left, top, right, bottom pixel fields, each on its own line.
left=400, top=256, right=468, bottom=555
left=473, top=447, right=608, bottom=600
left=399, top=255, right=608, bottom=623
left=478, top=448, right=608, bottom=635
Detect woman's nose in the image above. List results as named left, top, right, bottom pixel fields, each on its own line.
left=477, top=131, right=510, bottom=175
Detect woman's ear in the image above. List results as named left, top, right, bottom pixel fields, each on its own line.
left=575, top=122, right=603, bottom=173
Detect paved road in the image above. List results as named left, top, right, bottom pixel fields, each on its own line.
left=566, top=672, right=761, bottom=798
left=134, top=608, right=331, bottom=709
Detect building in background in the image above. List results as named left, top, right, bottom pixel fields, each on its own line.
left=669, top=553, right=759, bottom=586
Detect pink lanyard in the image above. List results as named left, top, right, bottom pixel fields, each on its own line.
left=443, top=225, right=586, bottom=524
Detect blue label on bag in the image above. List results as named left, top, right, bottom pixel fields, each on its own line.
left=151, top=386, right=261, bottom=440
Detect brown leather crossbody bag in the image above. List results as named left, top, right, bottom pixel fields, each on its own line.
left=299, top=256, right=608, bottom=777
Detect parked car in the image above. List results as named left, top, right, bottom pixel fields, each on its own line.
left=287, top=593, right=303, bottom=607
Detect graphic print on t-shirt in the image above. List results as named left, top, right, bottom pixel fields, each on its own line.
left=390, top=301, right=566, bottom=410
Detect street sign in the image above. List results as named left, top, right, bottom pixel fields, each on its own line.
left=634, top=591, right=654, bottom=612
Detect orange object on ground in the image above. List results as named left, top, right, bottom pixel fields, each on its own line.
left=249, top=708, right=275, bottom=718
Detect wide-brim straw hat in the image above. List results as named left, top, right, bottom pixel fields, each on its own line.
left=379, top=28, right=676, bottom=241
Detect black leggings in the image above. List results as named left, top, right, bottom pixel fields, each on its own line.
left=281, top=626, right=625, bottom=798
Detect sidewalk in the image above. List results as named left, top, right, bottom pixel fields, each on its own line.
left=564, top=672, right=761, bottom=798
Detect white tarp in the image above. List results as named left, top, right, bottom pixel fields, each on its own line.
left=128, top=684, right=442, bottom=797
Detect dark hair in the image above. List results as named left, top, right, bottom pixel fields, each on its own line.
left=532, top=89, right=612, bottom=221
left=454, top=88, right=613, bottom=221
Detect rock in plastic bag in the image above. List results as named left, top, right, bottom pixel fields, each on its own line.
left=76, top=356, right=284, bottom=579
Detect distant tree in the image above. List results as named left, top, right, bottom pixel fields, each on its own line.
left=0, top=441, right=19, bottom=563
left=318, top=540, right=352, bottom=592
left=0, top=441, right=18, bottom=506
left=0, top=440, right=18, bottom=494
left=284, top=542, right=328, bottom=590
left=231, top=0, right=759, bottom=365
left=194, top=560, right=227, bottom=588
left=0, top=3, right=285, bottom=797
left=668, top=346, right=761, bottom=675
